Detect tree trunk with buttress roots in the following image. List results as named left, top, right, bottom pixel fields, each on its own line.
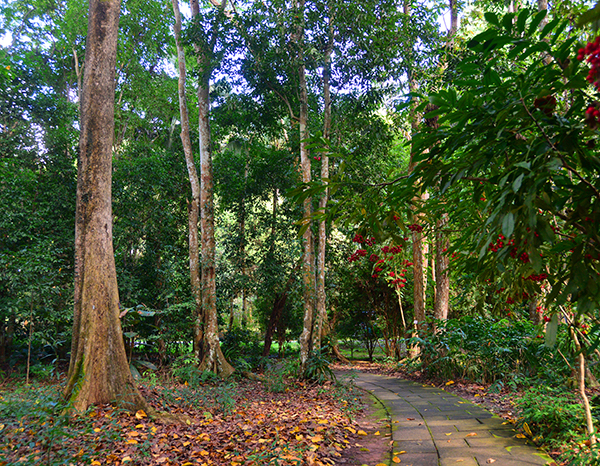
left=190, top=0, right=234, bottom=376
left=63, top=0, right=148, bottom=412
left=294, top=0, right=316, bottom=373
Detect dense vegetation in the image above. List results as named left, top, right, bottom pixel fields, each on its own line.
left=2, top=0, right=600, bottom=463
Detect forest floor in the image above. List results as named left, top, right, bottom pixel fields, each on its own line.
left=0, top=373, right=391, bottom=466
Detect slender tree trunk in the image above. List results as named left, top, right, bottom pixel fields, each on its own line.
left=433, top=214, right=450, bottom=327
left=172, top=0, right=202, bottom=360
left=572, top=328, right=597, bottom=444
left=63, top=0, right=147, bottom=412
left=314, top=11, right=333, bottom=353
left=404, top=0, right=428, bottom=357
left=263, top=292, right=289, bottom=358
left=189, top=0, right=234, bottom=376
left=294, top=0, right=315, bottom=373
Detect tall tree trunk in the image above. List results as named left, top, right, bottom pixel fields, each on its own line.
left=405, top=0, right=427, bottom=357
left=63, top=0, right=147, bottom=412
left=313, top=10, right=333, bottom=353
left=172, top=0, right=202, bottom=360
left=190, top=0, right=234, bottom=376
left=433, top=214, right=450, bottom=327
left=294, top=0, right=315, bottom=373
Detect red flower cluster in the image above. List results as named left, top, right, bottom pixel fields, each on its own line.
left=347, top=248, right=368, bottom=263
left=525, top=273, right=548, bottom=282
left=408, top=223, right=423, bottom=233
left=353, top=234, right=376, bottom=246
left=488, top=234, right=506, bottom=253
left=578, top=37, right=600, bottom=91
left=369, top=254, right=380, bottom=262
left=577, top=38, right=600, bottom=128
left=380, top=245, right=403, bottom=255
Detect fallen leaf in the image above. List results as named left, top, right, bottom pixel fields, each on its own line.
left=466, top=432, right=477, bottom=437
left=135, top=410, right=147, bottom=420
left=357, top=430, right=367, bottom=436
left=374, top=431, right=380, bottom=436
left=394, top=451, right=407, bottom=454
left=392, top=456, right=402, bottom=463
left=515, top=433, right=526, bottom=439
left=122, top=457, right=132, bottom=463
left=445, top=433, right=452, bottom=436
left=126, top=439, right=138, bottom=445
left=446, top=380, right=455, bottom=385
left=487, top=459, right=496, bottom=464
left=523, top=422, right=532, bottom=436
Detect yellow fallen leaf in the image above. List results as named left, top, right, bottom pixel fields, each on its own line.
left=93, top=428, right=101, bottom=433
left=395, top=451, right=407, bottom=454
left=376, top=463, right=388, bottom=466
left=91, top=462, right=102, bottom=466
left=181, top=463, right=194, bottom=466
left=135, top=424, right=145, bottom=429
left=445, top=433, right=452, bottom=436
left=393, top=456, right=402, bottom=463
left=183, top=441, right=191, bottom=447
left=345, top=426, right=356, bottom=433
left=523, top=422, right=532, bottom=436
left=0, top=424, right=4, bottom=432
left=135, top=409, right=147, bottom=420
left=126, top=439, right=138, bottom=445
left=312, top=434, right=324, bottom=443
left=357, top=430, right=367, bottom=436
left=374, top=431, right=380, bottom=436
left=446, top=380, right=455, bottom=385
left=122, top=457, right=132, bottom=463
left=127, top=431, right=139, bottom=437
left=515, top=433, right=526, bottom=439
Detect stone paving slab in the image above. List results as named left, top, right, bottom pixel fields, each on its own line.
left=336, top=370, right=556, bottom=466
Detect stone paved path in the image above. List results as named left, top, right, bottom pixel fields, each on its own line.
left=337, top=371, right=556, bottom=466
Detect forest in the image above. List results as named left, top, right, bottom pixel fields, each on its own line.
left=1, top=0, right=600, bottom=464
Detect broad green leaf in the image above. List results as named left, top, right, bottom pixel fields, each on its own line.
left=544, top=313, right=559, bottom=348
left=502, top=212, right=515, bottom=238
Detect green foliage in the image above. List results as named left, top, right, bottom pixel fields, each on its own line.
left=409, top=9, right=600, bottom=315
left=304, top=348, right=336, bottom=384
left=221, top=328, right=264, bottom=369
left=412, top=317, right=571, bottom=385
left=513, top=385, right=585, bottom=448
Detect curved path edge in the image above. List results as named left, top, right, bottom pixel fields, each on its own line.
left=335, top=370, right=556, bottom=466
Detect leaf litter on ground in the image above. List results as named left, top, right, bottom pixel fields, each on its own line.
left=0, top=377, right=364, bottom=465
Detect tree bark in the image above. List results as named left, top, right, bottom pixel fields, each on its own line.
left=63, top=0, right=147, bottom=412
left=313, top=9, right=333, bottom=353
left=172, top=0, right=202, bottom=360
left=190, top=0, right=234, bottom=376
left=433, top=214, right=450, bottom=327
left=294, top=0, right=315, bottom=373
left=405, top=0, right=428, bottom=358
